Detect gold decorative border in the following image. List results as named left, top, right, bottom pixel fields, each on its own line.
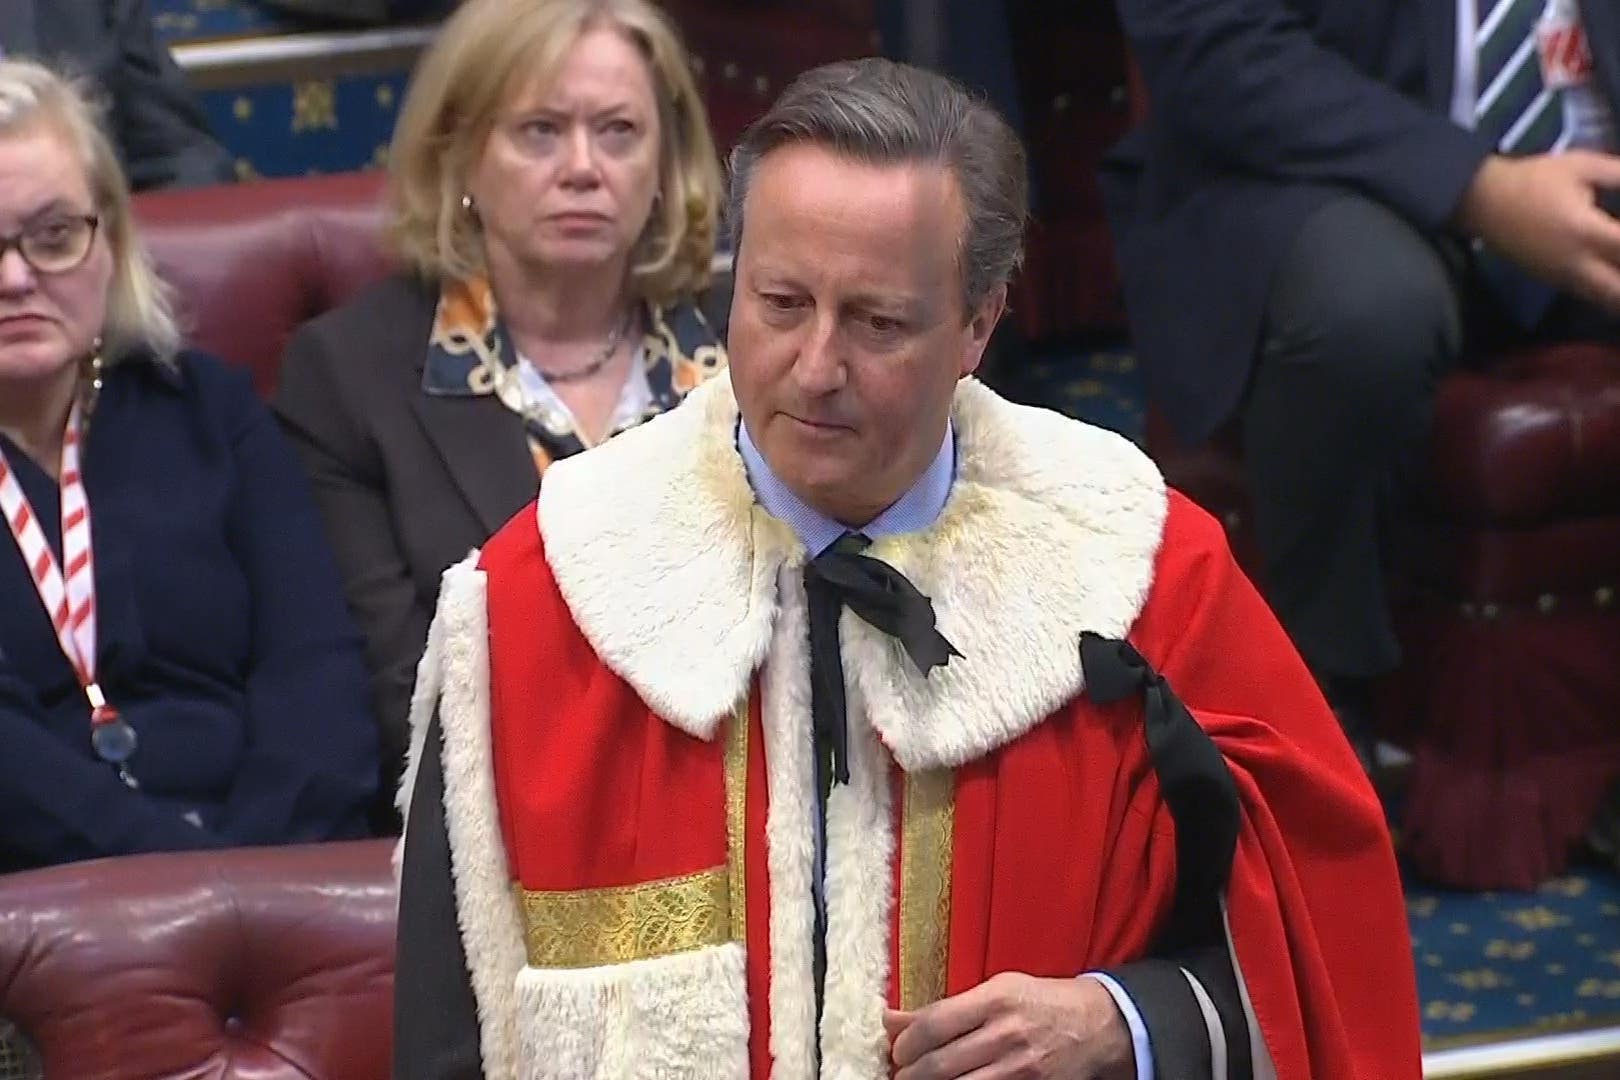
left=899, top=767, right=955, bottom=1009
left=725, top=694, right=749, bottom=943
left=516, top=697, right=750, bottom=969
left=518, top=868, right=731, bottom=968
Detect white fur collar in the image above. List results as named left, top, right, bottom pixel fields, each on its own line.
left=538, top=375, right=1167, bottom=769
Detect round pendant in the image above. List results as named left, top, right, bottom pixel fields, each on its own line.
left=91, top=716, right=139, bottom=764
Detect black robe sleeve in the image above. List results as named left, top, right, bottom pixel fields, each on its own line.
left=394, top=709, right=485, bottom=1079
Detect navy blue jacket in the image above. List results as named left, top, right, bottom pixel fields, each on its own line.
left=1102, top=0, right=1620, bottom=442
left=0, top=351, right=377, bottom=871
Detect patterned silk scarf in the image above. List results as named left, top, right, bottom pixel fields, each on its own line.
left=421, top=277, right=728, bottom=474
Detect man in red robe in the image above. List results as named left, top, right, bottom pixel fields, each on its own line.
left=393, top=56, right=1422, bottom=1080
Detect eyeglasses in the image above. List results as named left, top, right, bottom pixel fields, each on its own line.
left=0, top=214, right=100, bottom=276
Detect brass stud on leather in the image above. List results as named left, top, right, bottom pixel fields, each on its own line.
left=1461, top=602, right=1477, bottom=619
left=1597, top=586, right=1615, bottom=608
left=753, top=75, right=769, bottom=96
left=723, top=62, right=739, bottom=82
left=1481, top=603, right=1501, bottom=621
left=1537, top=594, right=1557, bottom=615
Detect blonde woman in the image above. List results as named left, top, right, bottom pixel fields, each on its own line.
left=274, top=0, right=728, bottom=780
left=0, top=60, right=377, bottom=869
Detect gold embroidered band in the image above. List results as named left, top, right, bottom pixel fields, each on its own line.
left=517, top=694, right=752, bottom=969
left=898, top=767, right=955, bottom=1010
left=725, top=694, right=749, bottom=943
left=518, top=868, right=731, bottom=969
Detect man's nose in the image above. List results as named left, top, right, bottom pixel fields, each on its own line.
left=792, top=313, right=846, bottom=395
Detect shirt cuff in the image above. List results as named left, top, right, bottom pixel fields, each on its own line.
left=1082, top=971, right=1154, bottom=1080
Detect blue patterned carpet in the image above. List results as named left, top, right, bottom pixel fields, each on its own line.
left=1409, top=868, right=1620, bottom=1049
left=151, top=0, right=303, bottom=42
left=196, top=72, right=409, bottom=181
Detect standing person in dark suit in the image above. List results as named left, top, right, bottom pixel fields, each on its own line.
left=273, top=0, right=728, bottom=798
left=1103, top=0, right=1620, bottom=762
left=1, top=0, right=235, bottom=191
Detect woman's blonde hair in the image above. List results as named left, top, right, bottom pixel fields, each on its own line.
left=387, top=0, right=722, bottom=304
left=0, top=59, right=180, bottom=365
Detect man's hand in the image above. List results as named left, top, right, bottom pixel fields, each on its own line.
left=884, top=971, right=1135, bottom=1080
left=1456, top=150, right=1620, bottom=312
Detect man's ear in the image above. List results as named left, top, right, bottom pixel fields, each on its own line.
left=959, top=284, right=1008, bottom=378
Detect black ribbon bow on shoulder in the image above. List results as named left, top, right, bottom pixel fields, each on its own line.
left=804, top=533, right=961, bottom=790
left=1080, top=631, right=1241, bottom=954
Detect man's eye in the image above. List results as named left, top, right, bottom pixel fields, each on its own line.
left=867, top=315, right=903, bottom=334
left=761, top=293, right=801, bottom=311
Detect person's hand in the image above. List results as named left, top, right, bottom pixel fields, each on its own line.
left=884, top=971, right=1135, bottom=1080
left=1456, top=150, right=1620, bottom=311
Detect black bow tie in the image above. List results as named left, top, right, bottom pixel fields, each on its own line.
left=803, top=532, right=962, bottom=791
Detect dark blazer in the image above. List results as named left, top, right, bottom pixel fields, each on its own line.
left=0, top=352, right=377, bottom=872
left=1102, top=0, right=1620, bottom=443
left=276, top=274, right=732, bottom=784
left=274, top=275, right=537, bottom=779
left=3, top=0, right=235, bottom=191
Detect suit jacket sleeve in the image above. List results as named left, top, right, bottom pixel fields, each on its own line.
left=1123, top=492, right=1423, bottom=1079
left=395, top=707, right=486, bottom=1079
left=106, top=0, right=236, bottom=190
left=207, top=359, right=379, bottom=846
left=273, top=315, right=431, bottom=777
left=1116, top=0, right=1492, bottom=230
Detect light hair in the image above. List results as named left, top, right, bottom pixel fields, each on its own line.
left=387, top=0, right=722, bottom=304
left=728, top=58, right=1028, bottom=314
left=0, top=59, right=180, bottom=365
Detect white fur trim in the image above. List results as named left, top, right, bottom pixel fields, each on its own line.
left=513, top=943, right=750, bottom=1080
left=393, top=552, right=474, bottom=876
left=539, top=375, right=1167, bottom=769
left=845, top=380, right=1167, bottom=769
left=760, top=562, right=819, bottom=1080
left=430, top=561, right=527, bottom=1080
left=538, top=379, right=797, bottom=739
left=819, top=669, right=898, bottom=1078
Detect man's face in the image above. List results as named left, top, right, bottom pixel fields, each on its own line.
left=727, top=144, right=1003, bottom=527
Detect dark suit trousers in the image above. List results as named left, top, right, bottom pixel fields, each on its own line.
left=1243, top=195, right=1464, bottom=687
left=1246, top=194, right=1620, bottom=695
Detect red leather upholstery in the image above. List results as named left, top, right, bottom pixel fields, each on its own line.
left=1429, top=343, right=1620, bottom=525
left=134, top=170, right=392, bottom=398
left=0, top=840, right=397, bottom=1080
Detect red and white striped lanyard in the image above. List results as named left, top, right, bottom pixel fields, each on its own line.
left=0, top=401, right=136, bottom=786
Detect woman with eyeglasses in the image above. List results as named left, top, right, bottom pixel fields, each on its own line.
left=0, top=60, right=378, bottom=870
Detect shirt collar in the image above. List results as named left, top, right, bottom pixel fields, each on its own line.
left=738, top=417, right=956, bottom=557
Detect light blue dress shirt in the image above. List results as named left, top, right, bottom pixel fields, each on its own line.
left=737, top=419, right=1154, bottom=1080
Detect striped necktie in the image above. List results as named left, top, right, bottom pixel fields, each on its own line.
left=1474, top=0, right=1564, bottom=326
left=1476, top=0, right=1567, bottom=154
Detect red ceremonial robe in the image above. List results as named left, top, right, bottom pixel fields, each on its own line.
left=401, top=375, right=1421, bottom=1080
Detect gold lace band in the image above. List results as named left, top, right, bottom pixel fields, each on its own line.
left=517, top=697, right=752, bottom=968
left=518, top=868, right=732, bottom=968
left=898, top=767, right=955, bottom=1009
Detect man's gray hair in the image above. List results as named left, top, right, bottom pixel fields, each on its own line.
left=726, top=57, right=1028, bottom=313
